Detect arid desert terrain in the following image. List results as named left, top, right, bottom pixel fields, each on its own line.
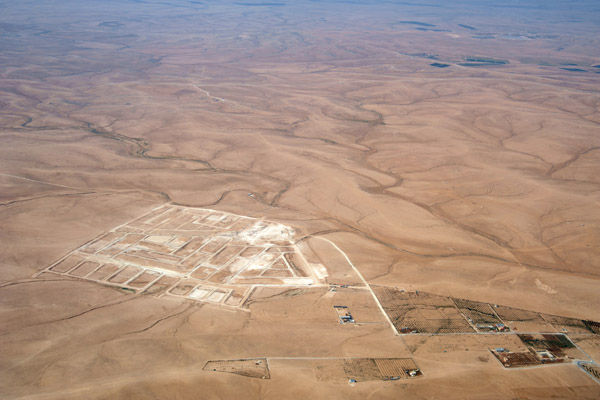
left=1, top=0, right=600, bottom=398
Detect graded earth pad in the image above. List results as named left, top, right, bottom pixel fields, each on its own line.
left=36, top=204, right=325, bottom=308
left=2, top=0, right=600, bottom=399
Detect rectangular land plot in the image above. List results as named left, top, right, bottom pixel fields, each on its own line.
left=80, top=232, right=123, bottom=254
left=175, top=237, right=208, bottom=257
left=191, top=266, right=216, bottom=280
left=207, top=290, right=227, bottom=303
left=261, top=268, right=293, bottom=278
left=518, top=334, right=574, bottom=350
left=540, top=314, right=590, bottom=333
left=375, top=358, right=421, bottom=379
left=492, top=349, right=542, bottom=368
left=203, top=359, right=270, bottom=379
left=314, top=358, right=421, bottom=382
left=180, top=251, right=211, bottom=271
left=143, top=275, right=179, bottom=296
left=283, top=253, right=308, bottom=277
left=169, top=279, right=198, bottom=296
left=454, top=298, right=501, bottom=324
left=581, top=364, right=600, bottom=380
left=87, top=263, right=121, bottom=281
left=584, top=320, right=600, bottom=334
left=201, top=236, right=230, bottom=253
left=128, top=271, right=161, bottom=288
left=224, top=288, right=249, bottom=307
left=206, top=246, right=243, bottom=267
left=342, top=358, right=381, bottom=381
left=493, top=305, right=556, bottom=332
left=109, top=266, right=142, bottom=284
left=125, top=249, right=181, bottom=264
left=50, top=254, right=83, bottom=273
left=68, top=261, right=101, bottom=278
left=239, top=247, right=264, bottom=258
left=493, top=305, right=545, bottom=322
left=189, top=287, right=212, bottom=300
left=374, top=287, right=474, bottom=334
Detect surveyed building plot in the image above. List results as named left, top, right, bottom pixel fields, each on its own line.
left=37, top=204, right=328, bottom=308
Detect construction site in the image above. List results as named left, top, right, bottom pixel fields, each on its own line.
left=37, top=204, right=328, bottom=308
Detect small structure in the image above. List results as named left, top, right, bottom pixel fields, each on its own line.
left=476, top=323, right=509, bottom=332
left=334, top=305, right=355, bottom=324
left=400, top=327, right=418, bottom=334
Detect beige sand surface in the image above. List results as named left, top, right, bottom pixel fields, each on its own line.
left=1, top=1, right=599, bottom=398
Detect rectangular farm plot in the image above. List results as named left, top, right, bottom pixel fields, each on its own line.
left=540, top=314, right=591, bottom=333
left=314, top=358, right=421, bottom=382
left=375, top=358, right=421, bottom=379
left=584, top=320, right=600, bottom=334
left=494, top=305, right=545, bottom=323
left=453, top=298, right=506, bottom=332
left=492, top=349, right=542, bottom=368
left=493, top=305, right=555, bottom=332
left=374, top=288, right=474, bottom=334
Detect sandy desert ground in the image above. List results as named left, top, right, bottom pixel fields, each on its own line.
left=1, top=0, right=600, bottom=398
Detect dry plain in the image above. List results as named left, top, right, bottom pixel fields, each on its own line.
left=1, top=0, right=600, bottom=399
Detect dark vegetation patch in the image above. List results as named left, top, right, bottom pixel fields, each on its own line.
left=518, top=334, right=575, bottom=350
left=410, top=53, right=439, bottom=60
left=396, top=21, right=435, bottom=27
left=430, top=63, right=450, bottom=68
left=415, top=28, right=450, bottom=32
left=459, top=57, right=508, bottom=67
left=236, top=2, right=285, bottom=5
left=560, top=67, right=587, bottom=72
